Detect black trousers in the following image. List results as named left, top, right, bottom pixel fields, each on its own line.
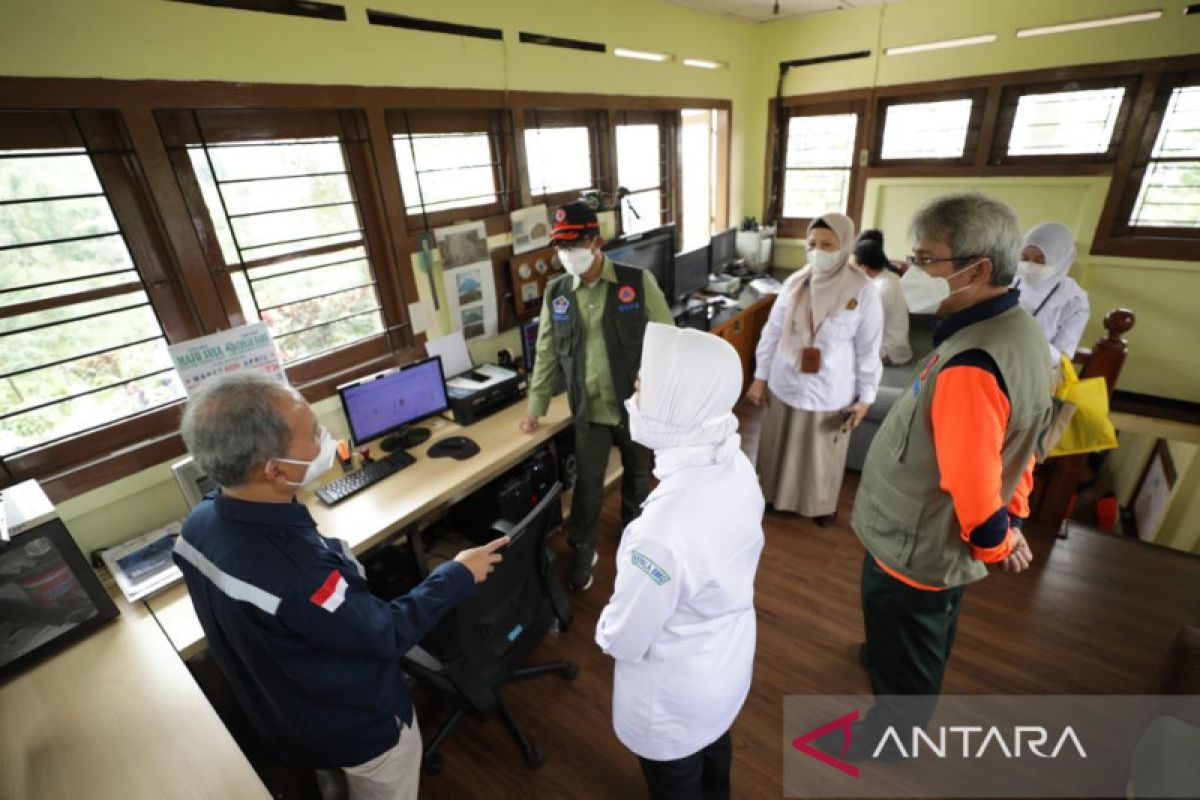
left=637, top=731, right=732, bottom=800
left=860, top=553, right=966, bottom=735
left=569, top=418, right=651, bottom=552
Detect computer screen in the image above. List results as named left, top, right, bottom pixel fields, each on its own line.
left=603, top=224, right=676, bottom=302
left=338, top=356, right=449, bottom=446
left=673, top=245, right=710, bottom=304
left=711, top=228, right=737, bottom=272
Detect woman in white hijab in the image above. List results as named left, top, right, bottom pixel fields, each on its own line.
left=596, top=322, right=764, bottom=800
left=1015, top=221, right=1091, bottom=363
left=746, top=213, right=883, bottom=527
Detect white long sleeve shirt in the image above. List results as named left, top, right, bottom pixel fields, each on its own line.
left=873, top=269, right=912, bottom=366
left=1016, top=275, right=1091, bottom=364
left=753, top=272, right=884, bottom=411
left=595, top=451, right=764, bottom=761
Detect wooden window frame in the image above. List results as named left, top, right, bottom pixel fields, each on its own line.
left=1095, top=68, right=1200, bottom=257
left=769, top=93, right=869, bottom=239
left=387, top=108, right=520, bottom=233
left=517, top=107, right=612, bottom=210
left=991, top=75, right=1140, bottom=167
left=871, top=88, right=988, bottom=168
left=614, top=109, right=678, bottom=235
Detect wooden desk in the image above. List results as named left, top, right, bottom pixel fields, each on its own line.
left=150, top=394, right=579, bottom=659
left=0, top=585, right=269, bottom=799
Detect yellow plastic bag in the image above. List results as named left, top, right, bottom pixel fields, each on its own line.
left=1046, top=354, right=1118, bottom=458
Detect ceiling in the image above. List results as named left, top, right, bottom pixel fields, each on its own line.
left=661, top=0, right=899, bottom=24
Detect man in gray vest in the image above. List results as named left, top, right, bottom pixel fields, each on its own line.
left=846, top=193, right=1053, bottom=757
left=519, top=202, right=674, bottom=591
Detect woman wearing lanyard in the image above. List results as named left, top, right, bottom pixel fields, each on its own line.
left=596, top=322, right=764, bottom=800
left=1014, top=221, right=1091, bottom=364
left=746, top=213, right=883, bottom=527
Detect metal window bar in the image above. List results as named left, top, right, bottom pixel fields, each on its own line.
left=245, top=253, right=366, bottom=283
left=401, top=110, right=434, bottom=234
left=272, top=306, right=382, bottom=342
left=0, top=229, right=122, bottom=253
left=0, top=280, right=144, bottom=322
left=0, top=266, right=134, bottom=295
left=256, top=281, right=376, bottom=314
left=1, top=365, right=176, bottom=422
left=224, top=198, right=357, bottom=220
left=0, top=297, right=150, bottom=340
left=0, top=192, right=108, bottom=208
left=0, top=334, right=161, bottom=380
left=210, top=169, right=351, bottom=186
left=237, top=238, right=363, bottom=272
left=233, top=227, right=364, bottom=255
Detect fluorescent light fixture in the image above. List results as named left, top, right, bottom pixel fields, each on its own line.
left=682, top=57, right=726, bottom=69
left=1016, top=9, right=1162, bottom=37
left=614, top=47, right=671, bottom=62
left=885, top=34, right=997, bottom=56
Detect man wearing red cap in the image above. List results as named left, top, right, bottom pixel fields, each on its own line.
left=519, top=202, right=673, bottom=591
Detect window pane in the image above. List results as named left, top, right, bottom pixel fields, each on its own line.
left=1008, top=88, right=1125, bottom=156
left=229, top=202, right=360, bottom=249
left=220, top=174, right=354, bottom=215
left=0, top=140, right=182, bottom=456
left=783, top=168, right=850, bottom=218
left=0, top=154, right=102, bottom=202
left=621, top=189, right=662, bottom=235
left=0, top=196, right=119, bottom=247
left=1151, top=86, right=1200, bottom=159
left=0, top=234, right=134, bottom=290
left=1130, top=161, right=1200, bottom=228
left=188, top=149, right=240, bottom=263
left=239, top=231, right=363, bottom=263
left=204, top=139, right=346, bottom=182
left=253, top=259, right=372, bottom=309
left=394, top=133, right=499, bottom=215
left=786, top=114, right=856, bottom=169
left=247, top=245, right=366, bottom=281
left=617, top=124, right=661, bottom=192
left=880, top=99, right=973, bottom=160
left=273, top=306, right=385, bottom=363
left=524, top=127, right=592, bottom=195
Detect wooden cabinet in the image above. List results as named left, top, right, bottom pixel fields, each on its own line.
left=710, top=294, right=776, bottom=395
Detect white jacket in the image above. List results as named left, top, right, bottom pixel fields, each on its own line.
left=1015, top=275, right=1090, bottom=363
left=753, top=271, right=884, bottom=410
left=595, top=450, right=765, bottom=761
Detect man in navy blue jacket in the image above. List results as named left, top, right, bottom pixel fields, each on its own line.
left=175, top=370, right=506, bottom=800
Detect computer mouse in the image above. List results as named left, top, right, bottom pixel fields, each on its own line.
left=427, top=435, right=480, bottom=460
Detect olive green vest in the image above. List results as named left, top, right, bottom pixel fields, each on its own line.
left=851, top=304, right=1053, bottom=589
left=547, top=263, right=648, bottom=424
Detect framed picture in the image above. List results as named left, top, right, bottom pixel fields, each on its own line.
left=1129, top=439, right=1176, bottom=541
left=0, top=517, right=120, bottom=682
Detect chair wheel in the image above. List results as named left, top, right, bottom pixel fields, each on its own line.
left=524, top=745, right=546, bottom=768
left=423, top=753, right=444, bottom=775
left=561, top=662, right=579, bottom=681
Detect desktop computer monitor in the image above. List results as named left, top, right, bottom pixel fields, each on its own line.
left=711, top=227, right=737, bottom=272
left=337, top=356, right=449, bottom=451
left=603, top=224, right=676, bottom=302
left=672, top=245, right=710, bottom=305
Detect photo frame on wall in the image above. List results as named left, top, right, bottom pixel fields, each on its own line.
left=1129, top=439, right=1176, bottom=541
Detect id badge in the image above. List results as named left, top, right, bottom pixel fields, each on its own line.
left=800, top=346, right=821, bottom=374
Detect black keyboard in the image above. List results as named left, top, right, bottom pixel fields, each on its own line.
left=316, top=451, right=416, bottom=505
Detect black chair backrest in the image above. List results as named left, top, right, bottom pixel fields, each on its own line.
left=423, top=482, right=563, bottom=690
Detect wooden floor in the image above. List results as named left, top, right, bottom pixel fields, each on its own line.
left=412, top=401, right=1200, bottom=799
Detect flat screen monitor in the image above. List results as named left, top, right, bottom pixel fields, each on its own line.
left=337, top=356, right=449, bottom=449
left=711, top=227, right=737, bottom=272
left=602, top=224, right=676, bottom=302
left=673, top=245, right=710, bottom=304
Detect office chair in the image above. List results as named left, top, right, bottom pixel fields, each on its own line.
left=402, top=482, right=578, bottom=774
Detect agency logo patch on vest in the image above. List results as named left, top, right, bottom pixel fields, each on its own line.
left=631, top=550, right=670, bottom=585
left=617, top=284, right=640, bottom=312
left=913, top=352, right=940, bottom=396
left=552, top=295, right=571, bottom=321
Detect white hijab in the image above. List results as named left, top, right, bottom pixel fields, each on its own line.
left=624, top=322, right=742, bottom=477
left=1019, top=222, right=1076, bottom=308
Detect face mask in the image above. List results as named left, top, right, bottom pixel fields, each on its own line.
left=273, top=427, right=337, bottom=488
left=1018, top=260, right=1054, bottom=286
left=900, top=261, right=983, bottom=314
left=558, top=246, right=596, bottom=277
left=807, top=248, right=840, bottom=274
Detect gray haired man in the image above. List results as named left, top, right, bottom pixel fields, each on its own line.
left=174, top=370, right=506, bottom=799
left=844, top=193, right=1053, bottom=758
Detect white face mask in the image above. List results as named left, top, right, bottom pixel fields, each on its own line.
left=272, top=427, right=337, bottom=488
left=558, top=246, right=596, bottom=277
left=900, top=261, right=983, bottom=314
left=807, top=248, right=840, bottom=274
left=1018, top=260, right=1054, bottom=287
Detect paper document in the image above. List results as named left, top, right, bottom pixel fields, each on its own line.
left=425, top=330, right=474, bottom=379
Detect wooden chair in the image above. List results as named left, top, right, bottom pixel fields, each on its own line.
left=1025, top=308, right=1136, bottom=538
